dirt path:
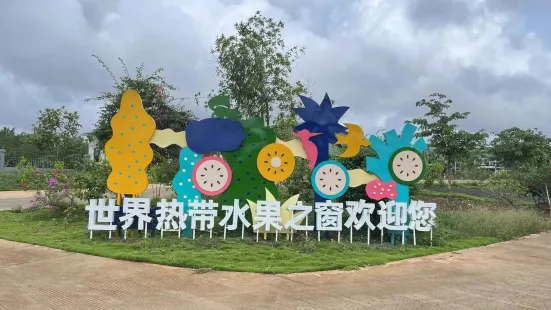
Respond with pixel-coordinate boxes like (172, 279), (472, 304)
(1, 234), (550, 309)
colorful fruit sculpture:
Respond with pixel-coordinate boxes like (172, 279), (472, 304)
(293, 93), (349, 205)
(388, 147), (426, 184)
(99, 88), (432, 243)
(219, 117), (279, 205)
(186, 118), (245, 154)
(365, 180), (398, 200)
(172, 147), (202, 237)
(180, 96), (281, 206)
(311, 160), (350, 199)
(257, 143), (295, 182)
(366, 123), (428, 244)
(192, 155), (232, 196)
(105, 90), (156, 203)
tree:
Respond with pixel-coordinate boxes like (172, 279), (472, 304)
(87, 56), (195, 161)
(0, 128), (42, 167)
(273, 114), (312, 202)
(410, 93), (488, 182)
(0, 127), (18, 152)
(490, 127), (551, 208)
(490, 127), (551, 169)
(203, 11), (307, 126)
(31, 106), (87, 168)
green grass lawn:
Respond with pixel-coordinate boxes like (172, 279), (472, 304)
(1, 203), (550, 273)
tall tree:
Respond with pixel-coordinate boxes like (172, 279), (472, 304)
(490, 127), (551, 169)
(0, 128), (42, 166)
(31, 106), (87, 168)
(204, 11), (307, 125)
(0, 127), (17, 151)
(87, 56), (195, 161)
(490, 128), (551, 209)
(410, 93), (488, 182)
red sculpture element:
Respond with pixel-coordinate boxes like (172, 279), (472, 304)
(365, 180), (398, 200)
(292, 129), (321, 169)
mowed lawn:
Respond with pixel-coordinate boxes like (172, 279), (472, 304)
(1, 198), (550, 273)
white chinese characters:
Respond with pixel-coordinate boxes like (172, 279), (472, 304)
(219, 199), (251, 239)
(156, 199), (186, 238)
(85, 198), (119, 239)
(85, 198), (436, 245)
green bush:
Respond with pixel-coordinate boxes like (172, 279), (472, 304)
(409, 182), (423, 197)
(21, 161), (78, 218)
(72, 160), (111, 201)
(149, 158), (179, 185)
(0, 172), (22, 191)
(483, 171), (524, 206)
(424, 161), (444, 187)
(148, 156), (179, 200)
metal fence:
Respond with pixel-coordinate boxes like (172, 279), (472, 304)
(1, 149), (89, 171)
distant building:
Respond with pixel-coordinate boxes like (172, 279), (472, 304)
(81, 133), (105, 161)
(425, 146), (504, 173)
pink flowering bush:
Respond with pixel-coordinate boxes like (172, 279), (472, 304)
(18, 159), (77, 217)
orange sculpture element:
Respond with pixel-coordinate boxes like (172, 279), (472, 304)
(335, 123), (371, 158)
(257, 143), (295, 182)
(105, 90), (156, 203)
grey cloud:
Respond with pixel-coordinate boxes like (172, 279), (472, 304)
(78, 0), (121, 30)
(0, 1), (111, 95)
(267, 0), (354, 37)
(1, 0), (551, 141)
(456, 67), (545, 100)
(485, 0), (551, 12)
(405, 0), (475, 28)
(0, 0), (218, 132)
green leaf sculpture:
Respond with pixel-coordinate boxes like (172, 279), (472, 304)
(217, 117), (279, 213)
(208, 95), (242, 121)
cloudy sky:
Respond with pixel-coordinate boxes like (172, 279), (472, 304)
(1, 0), (551, 137)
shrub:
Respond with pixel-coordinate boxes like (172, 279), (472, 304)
(424, 161), (444, 187)
(409, 182), (423, 197)
(23, 162), (77, 216)
(296, 237), (317, 253)
(72, 160), (111, 201)
(149, 157), (179, 199)
(0, 172), (22, 191)
(16, 159), (78, 218)
(16, 157), (38, 191)
(483, 171), (524, 206)
(509, 164), (551, 207)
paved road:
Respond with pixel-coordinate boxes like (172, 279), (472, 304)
(0, 185), (175, 211)
(1, 234), (550, 309)
(0, 191), (34, 211)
